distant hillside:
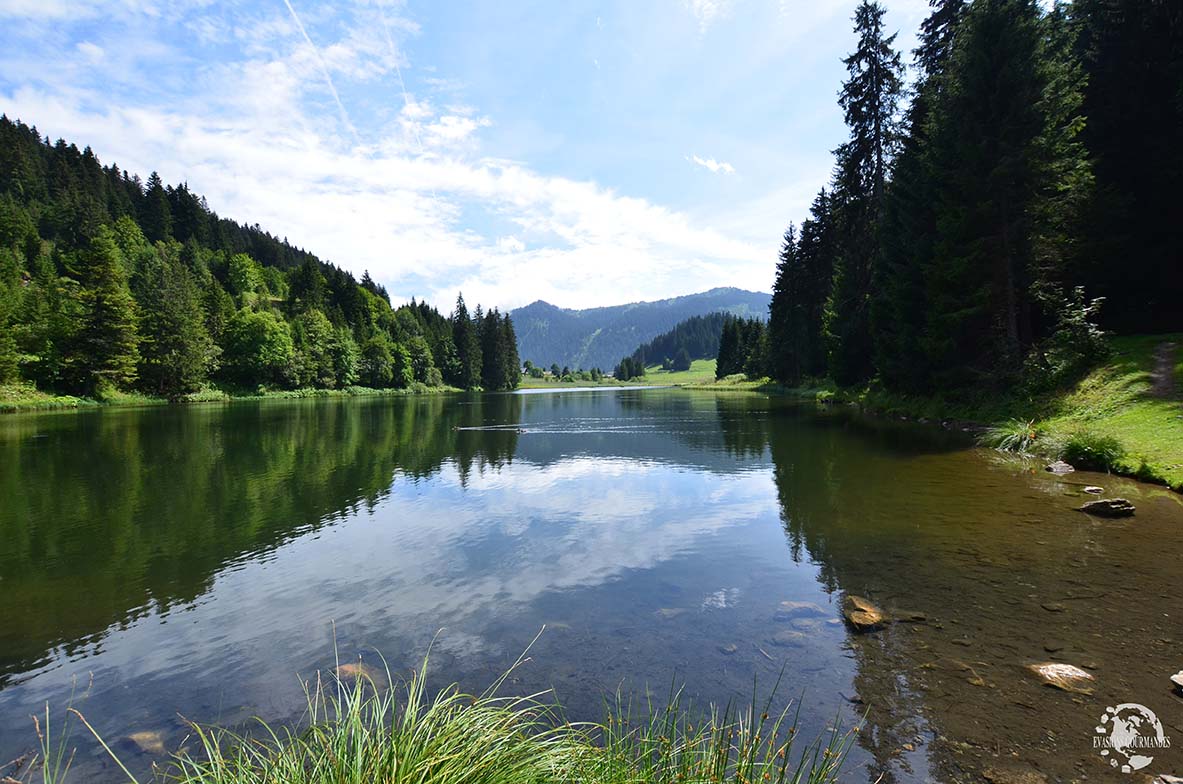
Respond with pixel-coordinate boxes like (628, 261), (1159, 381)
(629, 313), (729, 366)
(511, 287), (769, 370)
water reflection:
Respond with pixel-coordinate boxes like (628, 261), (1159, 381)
(0, 390), (1180, 783)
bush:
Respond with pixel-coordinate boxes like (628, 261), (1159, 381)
(1061, 430), (1125, 472)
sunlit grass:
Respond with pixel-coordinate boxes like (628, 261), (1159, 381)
(13, 644), (855, 784)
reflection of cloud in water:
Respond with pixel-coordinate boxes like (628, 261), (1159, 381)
(8, 456), (778, 703)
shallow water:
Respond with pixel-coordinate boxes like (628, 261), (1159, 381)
(0, 389), (1180, 782)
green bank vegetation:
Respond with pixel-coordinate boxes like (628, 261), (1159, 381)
(13, 651), (854, 784)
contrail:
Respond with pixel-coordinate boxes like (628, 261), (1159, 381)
(377, 6), (426, 157)
(281, 0), (359, 143)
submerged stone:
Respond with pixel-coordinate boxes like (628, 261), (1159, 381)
(843, 595), (886, 632)
(1083, 486), (1104, 494)
(718, 643), (738, 655)
(126, 730), (166, 755)
(1078, 498), (1136, 518)
(774, 600), (827, 620)
(769, 630), (808, 647)
(336, 661), (381, 682)
(1028, 662), (1095, 694)
(1171, 670), (1183, 693)
(1045, 461), (1075, 474)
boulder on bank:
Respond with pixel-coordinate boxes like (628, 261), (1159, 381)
(843, 595), (887, 632)
(1027, 662), (1094, 694)
(1077, 498), (1135, 518)
(1046, 461), (1075, 474)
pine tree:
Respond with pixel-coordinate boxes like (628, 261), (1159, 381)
(824, 0), (904, 385)
(1072, 0), (1183, 333)
(768, 224), (801, 383)
(500, 313), (522, 389)
(142, 171), (172, 243)
(871, 0), (964, 392)
(450, 293), (481, 389)
(134, 250), (215, 398)
(921, 0), (1092, 390)
(69, 227), (140, 394)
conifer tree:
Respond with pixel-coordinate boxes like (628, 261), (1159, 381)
(450, 293), (481, 389)
(824, 0), (904, 385)
(142, 171), (172, 244)
(69, 227), (140, 394)
(134, 250), (215, 398)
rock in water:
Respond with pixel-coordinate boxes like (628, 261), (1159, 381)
(1083, 486), (1103, 494)
(774, 600), (827, 620)
(843, 595), (886, 632)
(1171, 670), (1183, 694)
(1077, 498), (1136, 518)
(336, 661), (382, 682)
(718, 643), (738, 655)
(126, 730), (166, 755)
(769, 630), (808, 647)
(1046, 461), (1075, 474)
(1028, 662), (1095, 694)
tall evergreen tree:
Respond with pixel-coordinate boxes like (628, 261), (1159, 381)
(134, 250), (215, 398)
(1072, 0), (1183, 333)
(142, 171), (172, 244)
(450, 293), (481, 389)
(921, 0), (1093, 390)
(69, 227), (140, 394)
(824, 0), (904, 385)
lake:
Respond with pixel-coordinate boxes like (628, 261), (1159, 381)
(1, 389), (1180, 782)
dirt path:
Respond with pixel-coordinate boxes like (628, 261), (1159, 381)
(1151, 341), (1177, 398)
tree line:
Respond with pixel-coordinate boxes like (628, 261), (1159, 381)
(614, 312), (734, 380)
(0, 116), (521, 398)
(753, 0), (1180, 397)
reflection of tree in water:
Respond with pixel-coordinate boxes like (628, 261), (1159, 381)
(0, 395), (518, 687)
(763, 403), (1183, 784)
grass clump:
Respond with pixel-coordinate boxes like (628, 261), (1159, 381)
(1059, 430), (1125, 472)
(14, 647), (855, 784)
(978, 418), (1041, 453)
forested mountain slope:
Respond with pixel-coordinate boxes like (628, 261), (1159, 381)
(511, 287), (769, 371)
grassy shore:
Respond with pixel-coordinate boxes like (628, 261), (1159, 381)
(14, 651), (854, 784)
(689, 335), (1183, 491)
(0, 382), (460, 414)
(518, 359), (721, 390)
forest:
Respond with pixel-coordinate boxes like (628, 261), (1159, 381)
(0, 117), (521, 400)
(741, 0), (1180, 397)
(614, 312), (733, 381)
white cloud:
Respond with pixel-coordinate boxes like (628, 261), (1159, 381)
(684, 0), (735, 32)
(0, 0), (777, 312)
(688, 154), (735, 175)
(75, 41), (104, 62)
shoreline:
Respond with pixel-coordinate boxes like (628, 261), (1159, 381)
(0, 383), (462, 414)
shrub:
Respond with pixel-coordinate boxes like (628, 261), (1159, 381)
(1061, 430), (1125, 472)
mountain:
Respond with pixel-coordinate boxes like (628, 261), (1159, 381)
(511, 287), (770, 371)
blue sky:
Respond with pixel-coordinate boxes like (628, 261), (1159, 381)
(0, 0), (930, 311)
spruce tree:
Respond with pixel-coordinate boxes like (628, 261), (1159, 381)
(450, 293), (481, 389)
(824, 0), (903, 385)
(134, 250), (215, 398)
(921, 0), (1092, 390)
(142, 171), (172, 243)
(70, 226), (140, 394)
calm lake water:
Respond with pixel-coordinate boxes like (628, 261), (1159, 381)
(1, 389), (1181, 782)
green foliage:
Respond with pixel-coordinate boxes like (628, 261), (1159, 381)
(223, 309), (294, 386)
(227, 253), (263, 302)
(1060, 430), (1124, 472)
(134, 251), (216, 398)
(68, 227), (140, 394)
(978, 419), (1041, 453)
(37, 648), (854, 784)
